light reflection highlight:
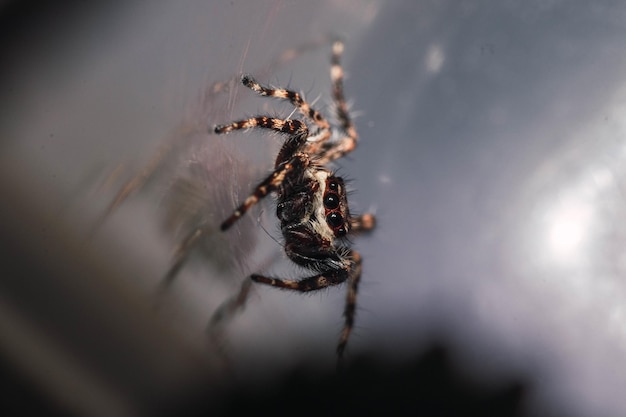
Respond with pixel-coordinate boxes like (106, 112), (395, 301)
(425, 44), (445, 73)
(545, 194), (594, 264)
(536, 164), (618, 268)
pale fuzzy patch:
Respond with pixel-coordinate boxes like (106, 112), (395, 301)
(306, 170), (336, 244)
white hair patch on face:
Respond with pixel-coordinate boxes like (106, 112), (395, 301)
(307, 170), (336, 243)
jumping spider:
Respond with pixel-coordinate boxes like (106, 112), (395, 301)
(213, 40), (376, 360)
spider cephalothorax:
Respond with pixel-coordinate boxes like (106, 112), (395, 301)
(213, 40), (375, 360)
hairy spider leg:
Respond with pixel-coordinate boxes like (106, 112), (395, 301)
(349, 213), (377, 234)
(337, 250), (362, 359)
(251, 249), (362, 360)
(219, 152), (310, 230)
(214, 116), (307, 136)
(317, 40), (359, 164)
(214, 117), (310, 230)
(251, 268), (347, 291)
(241, 75), (332, 143)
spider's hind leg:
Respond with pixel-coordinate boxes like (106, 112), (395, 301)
(336, 250), (362, 361)
(250, 268), (348, 292)
(251, 248), (363, 363)
(319, 40), (360, 164)
(214, 116), (306, 136)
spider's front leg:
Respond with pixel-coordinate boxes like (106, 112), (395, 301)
(214, 116), (306, 136)
(241, 75), (331, 140)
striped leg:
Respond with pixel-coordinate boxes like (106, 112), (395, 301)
(251, 269), (348, 292)
(336, 250), (362, 360)
(214, 116), (307, 136)
(219, 153), (310, 230)
(251, 249), (362, 361)
(241, 75), (331, 142)
(350, 213), (376, 234)
(319, 40), (360, 164)
(214, 116), (310, 230)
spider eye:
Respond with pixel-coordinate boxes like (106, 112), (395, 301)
(328, 180), (339, 191)
(326, 212), (343, 228)
(337, 227), (347, 237)
(324, 193), (340, 209)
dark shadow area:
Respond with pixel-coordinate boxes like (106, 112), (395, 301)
(215, 345), (532, 417)
(0, 343), (537, 417)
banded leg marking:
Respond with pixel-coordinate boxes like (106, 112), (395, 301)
(241, 75), (330, 134)
(220, 154), (309, 230)
(214, 116), (307, 137)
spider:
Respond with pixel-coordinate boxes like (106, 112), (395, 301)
(213, 40), (376, 360)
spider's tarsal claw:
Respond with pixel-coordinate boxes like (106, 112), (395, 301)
(220, 213), (239, 231)
(251, 274), (289, 289)
(241, 74), (254, 86)
(250, 274), (266, 283)
(217, 207), (238, 233)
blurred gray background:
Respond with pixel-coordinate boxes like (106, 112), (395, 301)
(2, 1), (626, 416)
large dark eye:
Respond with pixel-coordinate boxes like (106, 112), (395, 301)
(326, 212), (343, 228)
(324, 193), (340, 209)
(328, 180), (339, 191)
